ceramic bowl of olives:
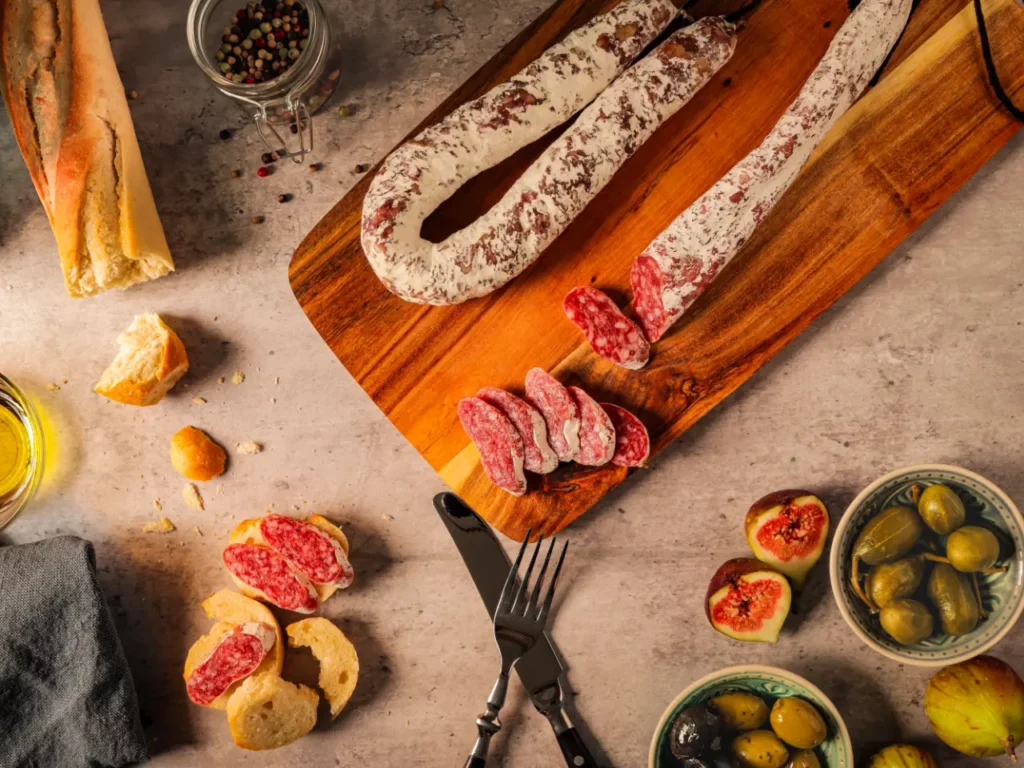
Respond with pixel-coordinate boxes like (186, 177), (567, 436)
(648, 665), (853, 768)
(830, 464), (1024, 666)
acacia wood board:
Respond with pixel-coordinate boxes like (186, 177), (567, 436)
(290, 0), (1024, 540)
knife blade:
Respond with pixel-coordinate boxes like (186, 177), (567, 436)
(434, 492), (598, 768)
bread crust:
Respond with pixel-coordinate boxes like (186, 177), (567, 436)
(0, 0), (173, 296)
(286, 617), (359, 718)
(170, 426), (227, 482)
(94, 314), (189, 406)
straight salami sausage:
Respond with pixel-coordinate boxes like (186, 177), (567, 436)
(631, 0), (914, 342)
(363, 9), (738, 305)
(564, 286), (650, 369)
(477, 387), (559, 474)
(458, 397), (528, 496)
(600, 403), (650, 467)
(259, 514), (355, 589)
(223, 544), (319, 614)
(524, 368), (580, 463)
(186, 622), (276, 706)
(568, 387), (616, 466)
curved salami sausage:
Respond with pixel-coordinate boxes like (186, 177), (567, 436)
(568, 387), (616, 466)
(259, 514), (354, 589)
(524, 368), (580, 463)
(223, 544), (319, 614)
(477, 387), (558, 474)
(458, 397), (528, 496)
(564, 286), (650, 369)
(186, 622), (276, 706)
(600, 403), (650, 467)
(363, 8), (738, 305)
(631, 0), (913, 341)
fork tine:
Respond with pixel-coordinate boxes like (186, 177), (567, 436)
(498, 528), (531, 615)
(511, 534), (543, 615)
(526, 537), (556, 613)
(537, 541), (568, 623)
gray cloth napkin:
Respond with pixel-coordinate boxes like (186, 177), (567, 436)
(0, 536), (148, 768)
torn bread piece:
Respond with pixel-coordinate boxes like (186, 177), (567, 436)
(171, 426), (226, 481)
(286, 617), (359, 718)
(226, 674), (318, 751)
(183, 589), (285, 710)
(94, 314), (188, 406)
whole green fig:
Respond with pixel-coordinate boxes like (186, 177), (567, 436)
(867, 744), (939, 768)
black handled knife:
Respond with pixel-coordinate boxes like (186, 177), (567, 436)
(434, 493), (598, 768)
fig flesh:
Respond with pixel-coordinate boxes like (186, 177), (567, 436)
(925, 655), (1024, 760)
(927, 562), (979, 636)
(879, 599), (934, 645)
(769, 697), (826, 749)
(709, 692), (769, 731)
(732, 730), (789, 768)
(866, 556), (926, 610)
(745, 491), (830, 588)
(915, 483), (966, 535)
(850, 506), (924, 608)
(946, 525), (1002, 573)
(866, 744), (940, 768)
(706, 559), (792, 643)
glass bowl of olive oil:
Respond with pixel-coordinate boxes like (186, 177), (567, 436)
(0, 374), (44, 531)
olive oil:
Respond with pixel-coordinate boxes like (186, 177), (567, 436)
(0, 404), (31, 500)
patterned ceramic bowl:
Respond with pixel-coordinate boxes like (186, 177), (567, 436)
(830, 464), (1024, 666)
(648, 665), (853, 768)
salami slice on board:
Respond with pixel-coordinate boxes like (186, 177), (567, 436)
(222, 544), (319, 613)
(564, 286), (650, 369)
(477, 387), (558, 474)
(186, 622), (276, 706)
(524, 368), (580, 462)
(600, 404), (650, 467)
(260, 514), (354, 588)
(458, 397), (528, 496)
(568, 387), (616, 467)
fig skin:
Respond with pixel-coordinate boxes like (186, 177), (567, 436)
(745, 490), (830, 589)
(705, 559), (793, 643)
(866, 744), (940, 768)
(925, 655), (1024, 760)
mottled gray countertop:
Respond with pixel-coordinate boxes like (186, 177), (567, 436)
(1, 1), (1021, 766)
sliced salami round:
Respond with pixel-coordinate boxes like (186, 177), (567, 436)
(567, 387), (616, 466)
(564, 286), (650, 369)
(457, 397), (527, 496)
(222, 544), (319, 614)
(259, 514), (354, 588)
(524, 368), (580, 462)
(600, 403), (651, 467)
(477, 387), (558, 474)
(186, 622), (276, 706)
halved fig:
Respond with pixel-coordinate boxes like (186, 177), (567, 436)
(706, 558), (792, 643)
(745, 490), (829, 588)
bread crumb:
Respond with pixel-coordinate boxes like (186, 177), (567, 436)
(192, 397), (206, 405)
(62, 379), (68, 385)
(193, 526), (203, 536)
(274, 377), (280, 385)
(217, 484), (224, 494)
(292, 504), (300, 511)
(271, 397), (277, 404)
(143, 517), (176, 533)
(382, 513), (394, 521)
(5, 285), (11, 290)
(183, 483), (204, 510)
(153, 499), (162, 511)
(47, 383), (60, 391)
(213, 315), (219, 321)
(218, 377), (226, 384)
(231, 371), (245, 384)
(237, 441), (262, 455)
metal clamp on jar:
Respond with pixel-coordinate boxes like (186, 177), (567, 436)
(187, 0), (339, 162)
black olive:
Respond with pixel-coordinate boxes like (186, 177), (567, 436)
(669, 706), (723, 760)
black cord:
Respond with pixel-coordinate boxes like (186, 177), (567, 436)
(724, 0), (763, 24)
(974, 0), (1024, 122)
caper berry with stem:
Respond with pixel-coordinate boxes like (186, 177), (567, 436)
(913, 483), (966, 535)
(850, 506), (924, 608)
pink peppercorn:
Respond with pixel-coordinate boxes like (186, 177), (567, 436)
(257, 166), (270, 178)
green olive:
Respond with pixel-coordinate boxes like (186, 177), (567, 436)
(867, 556), (926, 609)
(879, 598), (934, 645)
(917, 484), (966, 535)
(769, 698), (827, 750)
(709, 692), (769, 731)
(946, 526), (1001, 572)
(927, 562), (979, 636)
(789, 750), (823, 768)
(733, 730), (790, 768)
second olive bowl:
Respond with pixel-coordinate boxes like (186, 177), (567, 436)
(830, 464), (1024, 666)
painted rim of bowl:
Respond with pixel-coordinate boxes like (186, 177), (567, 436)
(829, 463), (1024, 667)
(647, 664), (853, 768)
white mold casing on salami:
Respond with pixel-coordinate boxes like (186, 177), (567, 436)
(477, 387), (559, 474)
(631, 0), (914, 342)
(524, 368), (581, 463)
(362, 4), (740, 306)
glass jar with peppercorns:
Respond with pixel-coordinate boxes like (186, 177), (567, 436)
(187, 0), (340, 161)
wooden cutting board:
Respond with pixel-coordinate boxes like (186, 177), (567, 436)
(290, 0), (1024, 540)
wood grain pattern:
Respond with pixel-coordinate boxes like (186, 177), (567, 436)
(290, 0), (1024, 540)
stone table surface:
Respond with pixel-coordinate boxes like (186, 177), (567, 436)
(1, 1), (1022, 766)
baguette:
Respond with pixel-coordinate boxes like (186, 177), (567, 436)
(0, 0), (174, 297)
(94, 313), (188, 406)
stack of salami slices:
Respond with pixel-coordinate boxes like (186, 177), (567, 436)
(459, 368), (650, 496)
(182, 514), (361, 751)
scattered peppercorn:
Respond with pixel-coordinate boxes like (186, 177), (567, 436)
(127, 89), (139, 100)
(289, 123), (299, 134)
(261, 151), (277, 164)
(432, 0), (443, 8)
(308, 162), (322, 173)
(231, 169), (242, 178)
(219, 128), (233, 140)
(252, 215), (265, 224)
(257, 166), (270, 178)
(355, 163), (370, 174)
(216, 0), (311, 85)
(277, 193), (292, 203)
